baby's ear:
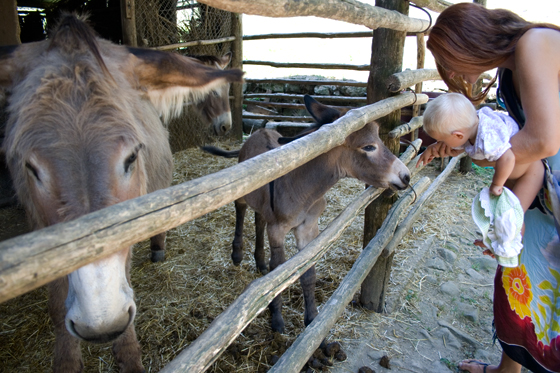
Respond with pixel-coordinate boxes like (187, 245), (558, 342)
(451, 130), (465, 140)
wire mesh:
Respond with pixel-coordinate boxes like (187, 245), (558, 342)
(136, 0), (235, 152)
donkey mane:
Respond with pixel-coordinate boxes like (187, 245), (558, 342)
(49, 13), (113, 81)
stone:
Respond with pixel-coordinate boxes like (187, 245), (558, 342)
(438, 247), (457, 263)
(426, 257), (448, 271)
(440, 282), (460, 297)
(469, 256), (498, 273)
(434, 327), (461, 349)
(466, 268), (485, 282)
(463, 307), (479, 323)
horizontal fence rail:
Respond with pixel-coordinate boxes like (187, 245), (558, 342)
(196, 0), (431, 32)
(243, 78), (368, 87)
(0, 92), (428, 305)
(243, 60), (370, 71)
(243, 31), (373, 40)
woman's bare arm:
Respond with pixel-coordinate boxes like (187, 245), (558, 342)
(509, 29), (560, 163)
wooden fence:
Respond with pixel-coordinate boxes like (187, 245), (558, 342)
(0, 0), (479, 372)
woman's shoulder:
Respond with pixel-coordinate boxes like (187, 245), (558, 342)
(517, 28), (560, 54)
(515, 28), (560, 82)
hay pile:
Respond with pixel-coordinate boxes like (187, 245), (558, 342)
(0, 138), (482, 372)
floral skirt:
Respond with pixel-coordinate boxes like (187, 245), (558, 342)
(494, 152), (560, 372)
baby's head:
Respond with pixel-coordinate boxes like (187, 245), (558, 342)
(423, 93), (478, 143)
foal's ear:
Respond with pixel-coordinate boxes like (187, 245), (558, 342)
(127, 47), (243, 91)
(304, 95), (343, 125)
(277, 95), (345, 145)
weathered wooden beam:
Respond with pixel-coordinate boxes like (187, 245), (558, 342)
(269, 177), (431, 373)
(410, 0), (452, 13)
(387, 68), (441, 92)
(244, 78), (367, 87)
(361, 0), (407, 313)
(243, 60), (370, 71)
(0, 92), (428, 304)
(242, 113), (313, 122)
(231, 12), (243, 140)
(153, 36), (236, 51)
(387, 69), (495, 92)
(244, 93), (368, 103)
(243, 31), (373, 40)
(196, 0), (430, 32)
(120, 0), (137, 46)
(389, 116), (423, 138)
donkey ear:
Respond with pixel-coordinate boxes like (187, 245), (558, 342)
(303, 95), (343, 125)
(126, 47), (243, 122)
(217, 52), (233, 69)
(127, 47), (243, 91)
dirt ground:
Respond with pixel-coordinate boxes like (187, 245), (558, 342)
(0, 139), (529, 373)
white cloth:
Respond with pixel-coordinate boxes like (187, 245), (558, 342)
(462, 107), (519, 162)
(472, 187), (524, 267)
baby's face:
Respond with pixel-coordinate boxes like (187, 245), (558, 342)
(429, 131), (468, 149)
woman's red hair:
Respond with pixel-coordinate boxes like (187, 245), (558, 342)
(427, 3), (560, 103)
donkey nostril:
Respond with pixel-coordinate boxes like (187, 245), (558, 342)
(402, 173), (411, 186)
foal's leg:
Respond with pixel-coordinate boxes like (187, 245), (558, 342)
(267, 223), (289, 333)
(150, 232), (166, 262)
(232, 198), (247, 266)
(112, 324), (145, 373)
(254, 211), (268, 274)
(48, 278), (83, 373)
(294, 220), (320, 327)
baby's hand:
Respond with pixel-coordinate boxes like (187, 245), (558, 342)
(490, 183), (503, 196)
(416, 149), (435, 167)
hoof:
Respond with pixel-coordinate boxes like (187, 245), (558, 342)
(231, 253), (243, 266)
(258, 266), (269, 275)
(151, 250), (165, 262)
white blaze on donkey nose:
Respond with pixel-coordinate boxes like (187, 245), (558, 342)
(65, 250), (135, 342)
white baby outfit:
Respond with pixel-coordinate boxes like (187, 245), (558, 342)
(462, 106), (519, 162)
(467, 107), (524, 267)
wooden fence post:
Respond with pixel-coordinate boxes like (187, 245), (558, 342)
(120, 0), (137, 46)
(0, 0), (20, 45)
(411, 32), (425, 141)
(231, 12), (244, 140)
(360, 0), (408, 312)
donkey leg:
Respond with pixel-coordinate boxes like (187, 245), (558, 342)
(267, 224), (288, 333)
(150, 232), (166, 262)
(295, 219), (321, 327)
(232, 198), (247, 266)
(48, 278), (83, 373)
(254, 211), (268, 274)
(112, 324), (145, 373)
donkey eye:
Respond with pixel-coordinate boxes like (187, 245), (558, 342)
(124, 144), (143, 173)
(26, 162), (40, 181)
(362, 145), (377, 152)
(212, 91), (220, 97)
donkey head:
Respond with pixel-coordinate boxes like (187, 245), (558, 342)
(191, 52), (235, 136)
(0, 14), (243, 345)
(303, 95), (410, 191)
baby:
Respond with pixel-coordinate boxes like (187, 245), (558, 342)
(416, 93), (544, 266)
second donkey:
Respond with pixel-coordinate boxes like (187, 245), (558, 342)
(202, 95), (410, 332)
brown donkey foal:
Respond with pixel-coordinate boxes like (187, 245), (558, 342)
(0, 14), (243, 372)
(202, 95), (410, 333)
